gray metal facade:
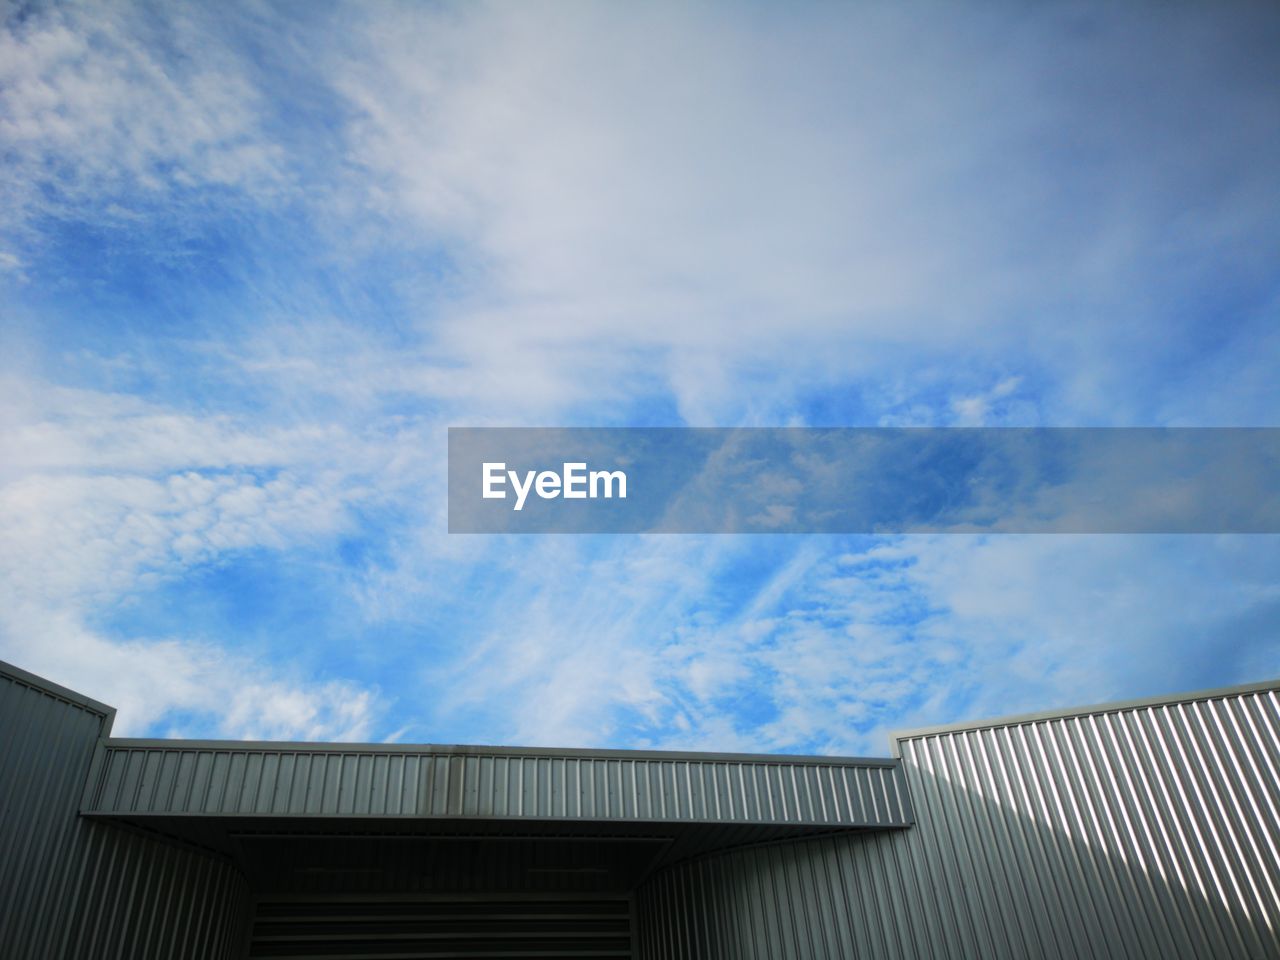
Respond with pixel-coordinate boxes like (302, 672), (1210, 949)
(0, 663), (250, 960)
(83, 740), (910, 827)
(635, 682), (1280, 959)
(3, 656), (1278, 959)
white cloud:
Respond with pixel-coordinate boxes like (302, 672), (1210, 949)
(873, 535), (1280, 717)
(0, 373), (396, 738)
(0, 3), (289, 238)
(333, 3), (1280, 423)
(408, 530), (1279, 757)
(2, 604), (378, 740)
(1, 2), (1276, 755)
(950, 377), (1025, 426)
(0, 376), (386, 601)
(6, 3), (1276, 424)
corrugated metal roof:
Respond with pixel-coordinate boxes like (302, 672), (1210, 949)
(83, 740), (912, 828)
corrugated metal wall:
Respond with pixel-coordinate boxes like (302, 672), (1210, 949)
(9, 655), (1280, 960)
(635, 684), (1280, 959)
(0, 664), (252, 960)
(86, 741), (911, 828)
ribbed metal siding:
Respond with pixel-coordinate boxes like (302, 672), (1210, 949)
(0, 666), (251, 960)
(635, 685), (1280, 959)
(652, 829), (959, 960)
(85, 743), (911, 827)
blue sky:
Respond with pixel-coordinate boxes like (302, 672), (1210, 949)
(1, 1), (1278, 754)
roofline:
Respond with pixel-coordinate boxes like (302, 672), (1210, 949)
(14, 654), (1271, 770)
(2, 656), (894, 766)
(101, 736), (899, 767)
(81, 810), (905, 829)
(0, 658), (117, 727)
(889, 676), (1280, 753)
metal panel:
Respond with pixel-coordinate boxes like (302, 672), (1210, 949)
(0, 662), (251, 960)
(635, 681), (1280, 959)
(84, 740), (912, 828)
(13, 654), (1279, 959)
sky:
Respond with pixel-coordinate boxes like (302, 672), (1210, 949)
(1, 1), (1278, 756)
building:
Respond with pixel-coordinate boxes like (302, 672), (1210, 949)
(1, 657), (1277, 959)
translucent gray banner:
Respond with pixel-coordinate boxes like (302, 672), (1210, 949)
(448, 428), (1280, 534)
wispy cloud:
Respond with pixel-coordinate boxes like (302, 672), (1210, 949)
(3, 603), (380, 740)
(335, 2), (1280, 423)
(0, 3), (289, 232)
(413, 533), (1279, 756)
(1, 1), (1277, 751)
(0, 373), (393, 740)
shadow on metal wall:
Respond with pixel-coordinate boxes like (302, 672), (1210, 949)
(636, 758), (1280, 959)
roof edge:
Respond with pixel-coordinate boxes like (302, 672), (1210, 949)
(0, 658), (117, 725)
(100, 736), (899, 767)
(889, 676), (1280, 754)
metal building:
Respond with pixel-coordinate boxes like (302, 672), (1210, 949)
(2, 657), (1277, 958)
